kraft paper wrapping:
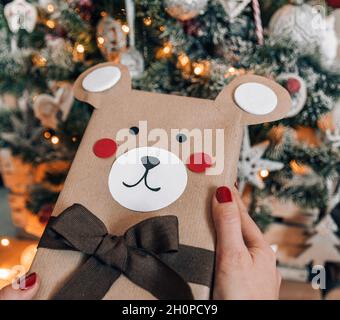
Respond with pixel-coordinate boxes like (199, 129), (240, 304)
(30, 63), (291, 300)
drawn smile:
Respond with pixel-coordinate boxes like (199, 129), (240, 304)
(122, 156), (161, 192)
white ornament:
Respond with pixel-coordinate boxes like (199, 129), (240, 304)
(33, 84), (74, 129)
(326, 100), (340, 149)
(165, 0), (208, 21)
(277, 73), (307, 118)
(238, 127), (284, 192)
(97, 16), (127, 61)
(108, 147), (188, 212)
(120, 0), (144, 79)
(4, 0), (37, 33)
(234, 82), (278, 115)
(120, 48), (144, 79)
(218, 0), (252, 19)
(82, 66), (121, 93)
(319, 14), (338, 68)
(296, 215), (340, 267)
(269, 3), (322, 53)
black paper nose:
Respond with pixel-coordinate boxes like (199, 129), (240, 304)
(141, 156), (160, 170)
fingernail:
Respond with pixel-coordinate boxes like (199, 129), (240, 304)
(18, 272), (37, 290)
(216, 186), (232, 203)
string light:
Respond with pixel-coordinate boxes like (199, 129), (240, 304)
(47, 3), (55, 13)
(32, 54), (47, 67)
(156, 42), (173, 59)
(46, 19), (56, 29)
(159, 25), (165, 32)
(51, 136), (60, 145)
(224, 66), (246, 78)
(143, 17), (152, 26)
(192, 61), (210, 77)
(97, 36), (105, 45)
(259, 169), (269, 178)
(178, 53), (190, 67)
(76, 44), (85, 53)
(1, 238), (10, 247)
(43, 130), (52, 139)
(121, 24), (130, 33)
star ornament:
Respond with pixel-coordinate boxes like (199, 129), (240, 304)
(238, 127), (284, 192)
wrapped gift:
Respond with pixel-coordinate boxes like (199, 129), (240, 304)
(30, 62), (291, 300)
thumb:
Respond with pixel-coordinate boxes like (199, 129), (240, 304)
(0, 273), (39, 300)
(212, 186), (246, 254)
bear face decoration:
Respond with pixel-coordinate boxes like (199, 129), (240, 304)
(31, 63), (291, 300)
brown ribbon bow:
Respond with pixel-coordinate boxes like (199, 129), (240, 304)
(39, 204), (207, 300)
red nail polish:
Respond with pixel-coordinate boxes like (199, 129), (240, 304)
(18, 272), (37, 290)
(216, 186), (232, 203)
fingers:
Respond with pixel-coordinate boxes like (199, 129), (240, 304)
(233, 191), (268, 250)
(212, 186), (247, 254)
(0, 273), (39, 300)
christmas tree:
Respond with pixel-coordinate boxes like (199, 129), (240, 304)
(0, 0), (339, 234)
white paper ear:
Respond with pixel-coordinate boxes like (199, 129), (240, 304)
(234, 82), (278, 115)
(82, 66), (121, 93)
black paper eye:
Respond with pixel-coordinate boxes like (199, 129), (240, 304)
(176, 133), (187, 143)
(129, 126), (139, 135)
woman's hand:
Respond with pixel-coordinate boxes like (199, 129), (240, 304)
(0, 273), (39, 300)
(212, 186), (281, 300)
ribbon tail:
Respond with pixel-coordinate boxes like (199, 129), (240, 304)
(52, 257), (121, 300)
(126, 249), (194, 300)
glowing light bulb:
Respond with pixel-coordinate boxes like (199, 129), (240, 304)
(46, 19), (55, 29)
(193, 64), (204, 75)
(1, 238), (10, 246)
(259, 169), (269, 178)
(97, 36), (105, 45)
(76, 44), (85, 53)
(43, 131), (52, 139)
(143, 17), (152, 26)
(121, 25), (130, 33)
(178, 54), (189, 67)
(51, 136), (60, 145)
(47, 4), (55, 13)
(163, 45), (171, 54)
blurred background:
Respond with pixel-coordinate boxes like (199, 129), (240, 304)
(0, 0), (339, 299)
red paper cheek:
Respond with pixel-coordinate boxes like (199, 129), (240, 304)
(187, 152), (212, 173)
(93, 138), (117, 158)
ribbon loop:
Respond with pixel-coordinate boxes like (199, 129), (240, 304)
(38, 204), (195, 300)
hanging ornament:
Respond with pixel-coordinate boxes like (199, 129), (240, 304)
(326, 0), (340, 8)
(43, 36), (73, 69)
(4, 0), (37, 33)
(296, 215), (340, 267)
(268, 2), (323, 54)
(96, 15), (127, 62)
(218, 0), (252, 19)
(120, 0), (144, 79)
(277, 73), (307, 118)
(165, 0), (208, 21)
(4, 0), (37, 52)
(319, 14), (338, 68)
(33, 83), (74, 129)
(238, 127), (284, 193)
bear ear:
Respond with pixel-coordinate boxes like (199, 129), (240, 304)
(73, 62), (131, 109)
(214, 74), (291, 125)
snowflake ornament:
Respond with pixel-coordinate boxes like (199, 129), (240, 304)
(238, 127), (284, 192)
